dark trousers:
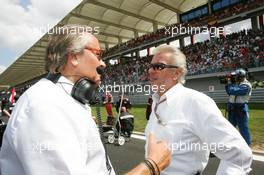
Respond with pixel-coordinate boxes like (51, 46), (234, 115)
(228, 103), (251, 145)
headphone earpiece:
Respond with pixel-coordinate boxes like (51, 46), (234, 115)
(46, 73), (97, 104)
(71, 78), (97, 104)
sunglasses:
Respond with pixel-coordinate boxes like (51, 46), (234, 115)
(149, 63), (179, 71)
(84, 47), (104, 60)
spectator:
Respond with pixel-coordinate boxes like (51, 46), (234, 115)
(103, 92), (115, 125)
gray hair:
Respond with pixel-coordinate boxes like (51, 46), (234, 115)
(45, 24), (92, 73)
(153, 44), (188, 84)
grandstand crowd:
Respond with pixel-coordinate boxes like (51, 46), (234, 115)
(100, 0), (264, 85)
(102, 0), (262, 57)
(1, 0), (263, 91)
(102, 28), (264, 85)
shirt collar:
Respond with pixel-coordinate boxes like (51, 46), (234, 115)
(152, 83), (184, 106)
(56, 76), (74, 95)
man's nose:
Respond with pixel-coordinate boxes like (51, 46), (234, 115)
(100, 60), (106, 68)
(148, 67), (154, 74)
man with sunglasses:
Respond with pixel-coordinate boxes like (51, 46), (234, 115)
(145, 44), (252, 175)
(0, 25), (171, 175)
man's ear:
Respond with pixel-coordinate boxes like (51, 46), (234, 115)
(68, 53), (79, 67)
(172, 75), (178, 81)
(173, 68), (182, 81)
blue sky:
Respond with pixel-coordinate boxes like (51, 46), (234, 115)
(0, 48), (17, 68)
(0, 0), (31, 70)
(0, 0), (31, 72)
(20, 0), (31, 10)
(0, 0), (82, 73)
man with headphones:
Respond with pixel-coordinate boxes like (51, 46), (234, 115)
(225, 68), (252, 145)
(0, 25), (171, 175)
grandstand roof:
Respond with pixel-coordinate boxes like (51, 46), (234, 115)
(0, 0), (209, 89)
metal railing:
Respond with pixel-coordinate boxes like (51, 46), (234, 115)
(112, 88), (264, 105)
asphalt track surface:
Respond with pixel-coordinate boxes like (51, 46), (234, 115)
(106, 136), (264, 175)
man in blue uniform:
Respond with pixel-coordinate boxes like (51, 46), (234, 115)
(225, 68), (252, 145)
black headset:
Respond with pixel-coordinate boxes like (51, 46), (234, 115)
(46, 67), (104, 105)
(46, 73), (97, 104)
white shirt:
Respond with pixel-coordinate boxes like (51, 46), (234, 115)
(145, 83), (252, 175)
(0, 77), (115, 175)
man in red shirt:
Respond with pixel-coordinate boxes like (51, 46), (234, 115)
(103, 92), (114, 125)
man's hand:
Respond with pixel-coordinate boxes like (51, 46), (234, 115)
(147, 132), (171, 171)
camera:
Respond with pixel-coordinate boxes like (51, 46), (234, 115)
(218, 73), (236, 84)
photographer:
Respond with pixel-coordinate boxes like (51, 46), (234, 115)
(225, 68), (252, 145)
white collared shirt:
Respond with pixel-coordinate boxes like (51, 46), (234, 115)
(0, 77), (115, 175)
(145, 83), (252, 175)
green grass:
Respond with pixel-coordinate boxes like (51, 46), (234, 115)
(218, 108), (264, 150)
(91, 106), (148, 132)
(91, 105), (264, 150)
(240, 110), (264, 150)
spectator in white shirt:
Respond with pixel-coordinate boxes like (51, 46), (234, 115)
(146, 44), (252, 175)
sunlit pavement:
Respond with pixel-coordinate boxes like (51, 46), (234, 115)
(106, 134), (264, 175)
